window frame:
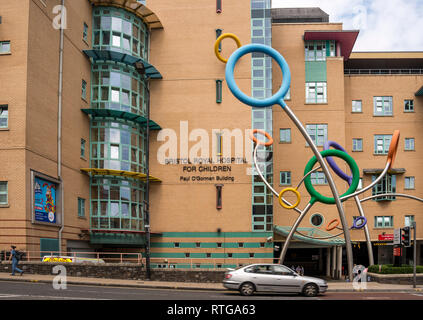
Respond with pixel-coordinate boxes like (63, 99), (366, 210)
(374, 134), (392, 155)
(374, 216), (394, 229)
(0, 105), (8, 129)
(404, 99), (414, 112)
(404, 176), (415, 190)
(404, 138), (415, 151)
(306, 82), (327, 104)
(0, 181), (8, 206)
(78, 197), (86, 218)
(372, 174), (396, 201)
(352, 138), (363, 152)
(0, 41), (11, 54)
(352, 100), (362, 113)
(306, 124), (328, 147)
(279, 171), (291, 186)
(373, 96), (393, 116)
(279, 128), (291, 143)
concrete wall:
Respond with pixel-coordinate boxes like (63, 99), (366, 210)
(1, 261), (226, 283)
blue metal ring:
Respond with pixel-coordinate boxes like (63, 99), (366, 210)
(225, 44), (291, 108)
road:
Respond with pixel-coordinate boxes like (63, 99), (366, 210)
(0, 280), (423, 300)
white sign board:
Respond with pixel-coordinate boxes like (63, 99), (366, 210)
(393, 228), (402, 245)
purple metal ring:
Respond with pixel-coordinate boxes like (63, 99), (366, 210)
(351, 216), (367, 230)
(323, 141), (353, 185)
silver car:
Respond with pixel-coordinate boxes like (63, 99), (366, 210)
(223, 264), (328, 297)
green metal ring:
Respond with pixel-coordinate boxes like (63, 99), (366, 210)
(304, 149), (359, 205)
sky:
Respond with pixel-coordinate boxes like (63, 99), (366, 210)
(271, 0), (423, 52)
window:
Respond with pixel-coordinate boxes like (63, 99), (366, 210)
(305, 40), (334, 61)
(78, 198), (85, 217)
(216, 184), (223, 209)
(405, 177), (415, 190)
(405, 138), (415, 151)
(0, 182), (8, 205)
(216, 79), (223, 103)
(80, 138), (86, 158)
(374, 216), (393, 228)
(174, 242), (180, 248)
(82, 80), (87, 100)
(0, 41), (11, 54)
(373, 96), (393, 116)
(352, 100), (362, 113)
(83, 23), (89, 42)
(306, 124), (327, 146)
(216, 132), (223, 156)
(310, 213), (324, 227)
(216, 29), (223, 52)
(311, 172), (327, 185)
(404, 99), (414, 112)
(0, 105), (8, 128)
(279, 128), (291, 143)
(280, 171), (291, 185)
(216, 0), (222, 13)
(372, 174), (396, 201)
(357, 178), (363, 190)
(374, 135), (392, 154)
(352, 138), (363, 152)
(284, 88), (291, 100)
(238, 242), (244, 248)
(92, 7), (149, 59)
(405, 215), (415, 227)
(306, 82), (327, 103)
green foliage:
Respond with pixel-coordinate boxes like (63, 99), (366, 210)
(368, 264), (423, 274)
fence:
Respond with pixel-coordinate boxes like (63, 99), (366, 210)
(344, 69), (423, 75)
(1, 250), (272, 269)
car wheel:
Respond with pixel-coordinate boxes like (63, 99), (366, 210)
(239, 282), (255, 296)
(302, 283), (318, 297)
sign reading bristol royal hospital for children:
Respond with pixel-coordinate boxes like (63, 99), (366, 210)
(33, 176), (58, 224)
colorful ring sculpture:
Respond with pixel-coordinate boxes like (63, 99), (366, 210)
(214, 33), (242, 63)
(278, 188), (301, 210)
(250, 129), (274, 146)
(217, 35), (423, 281)
(303, 149), (360, 205)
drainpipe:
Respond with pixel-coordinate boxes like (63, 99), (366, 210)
(57, 0), (65, 255)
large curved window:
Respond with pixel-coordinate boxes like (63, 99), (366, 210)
(93, 7), (149, 59)
(91, 63), (148, 117)
(90, 177), (145, 231)
(90, 120), (146, 173)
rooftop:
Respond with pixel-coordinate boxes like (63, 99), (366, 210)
(271, 7), (329, 24)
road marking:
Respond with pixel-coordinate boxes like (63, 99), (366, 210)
(0, 294), (22, 298)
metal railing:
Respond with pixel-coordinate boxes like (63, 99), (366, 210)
(1, 251), (143, 264)
(1, 250), (272, 269)
(345, 69), (423, 75)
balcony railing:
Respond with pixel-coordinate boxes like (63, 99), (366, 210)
(345, 69), (423, 75)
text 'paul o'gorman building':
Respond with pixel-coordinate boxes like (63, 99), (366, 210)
(0, 0), (422, 277)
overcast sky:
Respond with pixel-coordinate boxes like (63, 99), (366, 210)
(271, 0), (423, 52)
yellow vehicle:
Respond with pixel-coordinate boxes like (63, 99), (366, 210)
(42, 256), (105, 264)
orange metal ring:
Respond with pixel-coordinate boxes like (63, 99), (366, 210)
(326, 219), (340, 231)
(387, 130), (400, 169)
(250, 129), (273, 146)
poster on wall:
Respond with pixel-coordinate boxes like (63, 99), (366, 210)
(31, 171), (61, 226)
(34, 177), (57, 224)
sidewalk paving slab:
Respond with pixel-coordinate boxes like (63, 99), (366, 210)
(0, 273), (422, 293)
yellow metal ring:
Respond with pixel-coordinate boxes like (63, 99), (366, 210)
(214, 33), (242, 63)
(278, 188), (301, 210)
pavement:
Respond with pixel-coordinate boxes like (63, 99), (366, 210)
(0, 272), (422, 293)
